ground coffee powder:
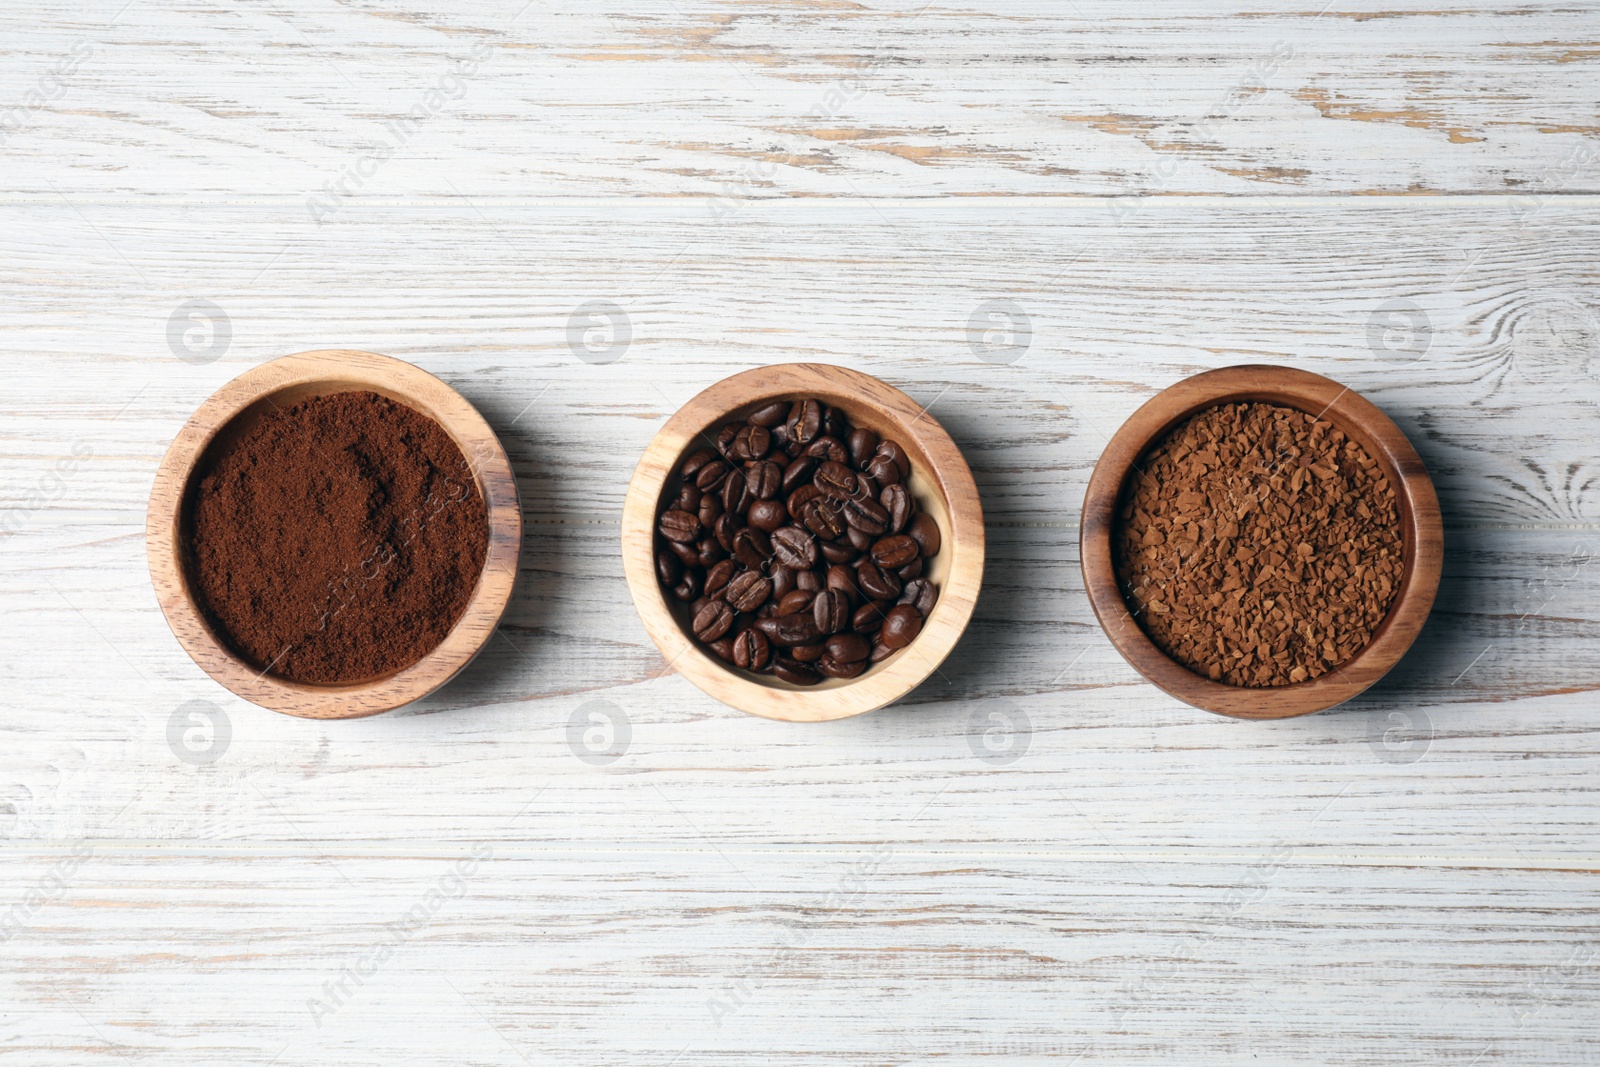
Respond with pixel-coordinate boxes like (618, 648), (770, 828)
(188, 391), (488, 684)
(1115, 401), (1403, 687)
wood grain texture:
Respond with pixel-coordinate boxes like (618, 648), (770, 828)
(621, 362), (984, 720)
(144, 349), (523, 719)
(5, 1), (1600, 200)
(1080, 364), (1444, 719)
(4, 2), (1600, 1063)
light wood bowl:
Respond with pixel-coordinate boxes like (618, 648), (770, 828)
(622, 364), (985, 722)
(146, 349), (522, 719)
(1080, 365), (1442, 720)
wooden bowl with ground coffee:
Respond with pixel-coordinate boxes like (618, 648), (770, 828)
(1080, 365), (1442, 719)
(147, 349), (521, 719)
(622, 363), (985, 722)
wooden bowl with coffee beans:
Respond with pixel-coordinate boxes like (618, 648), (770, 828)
(622, 363), (985, 722)
(1080, 365), (1442, 719)
(147, 349), (522, 719)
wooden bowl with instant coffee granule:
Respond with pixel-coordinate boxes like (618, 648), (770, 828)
(622, 364), (984, 722)
(1081, 365), (1442, 719)
(147, 350), (521, 719)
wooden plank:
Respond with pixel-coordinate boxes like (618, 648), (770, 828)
(0, 198), (1595, 526)
(4, 2), (1600, 200)
(2, 850), (1596, 1064)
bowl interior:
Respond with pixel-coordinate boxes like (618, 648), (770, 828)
(654, 392), (955, 693)
(178, 378), (497, 690)
(1113, 385), (1422, 691)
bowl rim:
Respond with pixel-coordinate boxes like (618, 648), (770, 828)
(621, 363), (985, 722)
(1079, 364), (1443, 719)
(145, 348), (522, 719)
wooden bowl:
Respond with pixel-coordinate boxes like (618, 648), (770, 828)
(622, 364), (985, 722)
(146, 349), (522, 719)
(1080, 365), (1442, 719)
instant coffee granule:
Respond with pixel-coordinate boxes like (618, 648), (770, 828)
(188, 391), (488, 685)
(1115, 401), (1403, 687)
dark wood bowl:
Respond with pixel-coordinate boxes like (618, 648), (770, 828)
(1080, 365), (1442, 719)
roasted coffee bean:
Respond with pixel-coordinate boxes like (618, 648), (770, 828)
(787, 483), (822, 516)
(756, 613), (822, 647)
(880, 604), (923, 649)
(852, 471), (878, 501)
(721, 469), (751, 515)
(661, 403), (942, 679)
(825, 564), (859, 604)
(673, 568), (701, 602)
(870, 638), (895, 663)
(815, 461), (857, 499)
(771, 526), (818, 569)
(747, 498), (787, 532)
(656, 550), (683, 587)
(907, 512), (941, 559)
(781, 456), (818, 495)
(865, 452), (900, 487)
(698, 492), (723, 529)
(777, 589), (814, 617)
(770, 564), (797, 600)
(877, 440), (911, 480)
(713, 513), (739, 552)
(695, 458), (731, 491)
(725, 570), (771, 613)
(818, 540), (856, 565)
(786, 399), (822, 446)
(732, 629), (771, 671)
(813, 589), (851, 634)
(681, 449), (717, 480)
(746, 461), (783, 500)
(871, 534), (919, 570)
(748, 400), (790, 428)
(817, 656), (867, 679)
(790, 642), (826, 663)
(857, 561), (901, 601)
(825, 632), (870, 664)
(732, 527), (772, 570)
(659, 509), (700, 543)
(772, 656), (822, 686)
(899, 578), (939, 617)
(880, 484), (913, 533)
(852, 599), (889, 635)
(705, 559), (738, 599)
(847, 427), (879, 469)
(731, 424), (770, 461)
(804, 436), (849, 466)
(693, 599), (735, 642)
(843, 497), (889, 536)
(696, 537), (725, 568)
(800, 498), (846, 540)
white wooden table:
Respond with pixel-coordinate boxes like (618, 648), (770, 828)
(4, 2), (1598, 1063)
